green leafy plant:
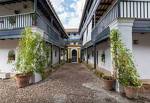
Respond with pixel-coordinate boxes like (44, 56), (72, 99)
(94, 70), (104, 78)
(110, 29), (142, 87)
(7, 50), (15, 63)
(16, 27), (50, 78)
(8, 16), (16, 25)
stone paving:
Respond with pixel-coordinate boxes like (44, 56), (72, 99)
(0, 63), (150, 103)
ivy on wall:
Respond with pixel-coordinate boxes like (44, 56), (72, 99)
(110, 29), (141, 87)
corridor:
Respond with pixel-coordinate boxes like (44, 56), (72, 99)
(0, 64), (145, 103)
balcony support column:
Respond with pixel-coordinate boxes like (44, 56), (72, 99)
(51, 44), (53, 67)
(59, 48), (61, 64)
(93, 44), (96, 69)
(86, 48), (88, 64)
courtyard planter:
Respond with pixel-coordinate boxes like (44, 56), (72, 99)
(15, 73), (32, 88)
(102, 76), (115, 90)
(124, 86), (139, 99)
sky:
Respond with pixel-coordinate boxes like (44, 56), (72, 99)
(50, 0), (86, 29)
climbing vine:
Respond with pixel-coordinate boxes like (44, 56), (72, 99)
(110, 29), (142, 87)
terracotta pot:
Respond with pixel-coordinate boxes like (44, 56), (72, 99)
(103, 79), (114, 90)
(15, 73), (31, 88)
(124, 86), (139, 98)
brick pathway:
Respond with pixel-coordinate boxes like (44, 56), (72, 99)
(0, 63), (149, 103)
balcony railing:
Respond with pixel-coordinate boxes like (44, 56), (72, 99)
(92, 3), (118, 41)
(0, 12), (34, 30)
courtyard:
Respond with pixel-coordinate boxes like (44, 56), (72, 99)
(0, 63), (149, 103)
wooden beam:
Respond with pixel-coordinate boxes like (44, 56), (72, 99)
(100, 2), (111, 5)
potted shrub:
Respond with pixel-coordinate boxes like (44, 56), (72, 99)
(102, 75), (115, 90)
(15, 27), (36, 88)
(16, 27), (50, 87)
(110, 29), (142, 98)
(8, 50), (15, 63)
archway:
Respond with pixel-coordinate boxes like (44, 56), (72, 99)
(72, 49), (77, 63)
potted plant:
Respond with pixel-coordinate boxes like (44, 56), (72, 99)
(16, 27), (51, 87)
(102, 75), (115, 90)
(15, 27), (36, 88)
(8, 50), (15, 63)
(110, 29), (142, 98)
(8, 16), (16, 25)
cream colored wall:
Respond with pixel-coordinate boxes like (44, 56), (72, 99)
(0, 1), (33, 16)
(67, 47), (81, 63)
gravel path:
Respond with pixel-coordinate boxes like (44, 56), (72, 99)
(0, 63), (149, 103)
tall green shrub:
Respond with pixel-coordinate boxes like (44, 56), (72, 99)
(16, 27), (50, 78)
(110, 29), (141, 87)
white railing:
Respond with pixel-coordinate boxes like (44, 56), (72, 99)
(0, 12), (34, 30)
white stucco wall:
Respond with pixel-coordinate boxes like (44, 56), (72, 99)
(109, 19), (134, 51)
(52, 46), (59, 65)
(0, 40), (18, 73)
(109, 18), (150, 79)
(96, 42), (112, 73)
(0, 1), (33, 16)
(87, 47), (94, 65)
(133, 33), (150, 79)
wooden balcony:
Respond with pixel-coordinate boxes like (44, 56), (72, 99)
(92, 3), (118, 42)
(0, 12), (34, 30)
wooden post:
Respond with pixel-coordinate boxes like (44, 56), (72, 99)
(94, 44), (96, 69)
(51, 44), (53, 67)
(86, 48), (88, 64)
(59, 48), (61, 64)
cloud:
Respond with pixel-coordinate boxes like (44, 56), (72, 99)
(50, 0), (85, 29)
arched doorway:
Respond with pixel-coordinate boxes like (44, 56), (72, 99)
(72, 49), (77, 63)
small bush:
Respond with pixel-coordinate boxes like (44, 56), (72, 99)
(94, 70), (104, 78)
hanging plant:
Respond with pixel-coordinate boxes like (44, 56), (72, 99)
(7, 50), (15, 63)
(8, 16), (16, 25)
(110, 29), (142, 87)
(32, 13), (37, 26)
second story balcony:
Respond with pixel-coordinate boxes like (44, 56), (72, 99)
(91, 0), (150, 42)
(0, 12), (34, 30)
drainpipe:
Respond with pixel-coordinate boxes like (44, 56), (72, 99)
(34, 0), (37, 13)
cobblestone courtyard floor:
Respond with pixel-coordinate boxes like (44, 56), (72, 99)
(0, 63), (150, 103)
